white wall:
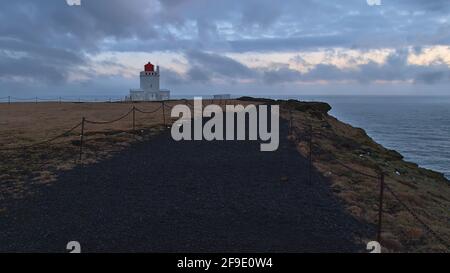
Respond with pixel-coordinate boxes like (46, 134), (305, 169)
(140, 71), (160, 92)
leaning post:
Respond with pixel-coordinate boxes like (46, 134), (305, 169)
(289, 109), (293, 135)
(79, 117), (85, 162)
(132, 106), (136, 131)
(309, 124), (313, 185)
(377, 173), (385, 243)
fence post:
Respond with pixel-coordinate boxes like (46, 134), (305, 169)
(162, 101), (166, 126)
(59, 97), (62, 104)
(309, 124), (313, 185)
(132, 106), (136, 131)
(8, 96), (10, 105)
(289, 109), (293, 135)
(377, 173), (385, 243)
(79, 117), (85, 162)
(35, 97), (38, 104)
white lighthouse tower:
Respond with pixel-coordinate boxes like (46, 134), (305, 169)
(128, 62), (170, 101)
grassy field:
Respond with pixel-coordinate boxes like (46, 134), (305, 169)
(0, 101), (184, 211)
(0, 100), (249, 211)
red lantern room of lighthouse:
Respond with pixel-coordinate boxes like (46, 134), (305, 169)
(144, 62), (154, 72)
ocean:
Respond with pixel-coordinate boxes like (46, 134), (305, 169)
(174, 94), (450, 179)
(274, 95), (450, 180)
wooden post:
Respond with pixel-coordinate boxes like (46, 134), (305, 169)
(79, 117), (85, 162)
(289, 109), (293, 135)
(132, 106), (136, 131)
(309, 124), (313, 185)
(377, 173), (385, 243)
(35, 97), (38, 104)
(162, 101), (166, 126)
(8, 96), (10, 105)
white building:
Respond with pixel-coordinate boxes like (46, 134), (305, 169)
(127, 62), (170, 101)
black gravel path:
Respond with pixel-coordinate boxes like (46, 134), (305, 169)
(0, 116), (373, 253)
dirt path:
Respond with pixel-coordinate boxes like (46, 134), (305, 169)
(0, 118), (373, 252)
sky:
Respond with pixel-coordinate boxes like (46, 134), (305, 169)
(0, 0), (449, 98)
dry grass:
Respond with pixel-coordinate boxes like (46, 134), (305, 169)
(283, 106), (450, 253)
(0, 101), (183, 210)
(0, 99), (249, 212)
(0, 101), (165, 146)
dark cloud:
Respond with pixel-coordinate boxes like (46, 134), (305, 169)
(262, 66), (302, 84)
(161, 68), (188, 85)
(0, 0), (159, 83)
(185, 50), (256, 79)
(1, 0), (450, 94)
(229, 35), (351, 52)
(415, 71), (447, 84)
(186, 66), (211, 82)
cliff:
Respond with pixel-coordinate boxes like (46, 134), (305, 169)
(270, 98), (449, 252)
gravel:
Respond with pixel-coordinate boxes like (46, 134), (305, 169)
(0, 117), (374, 253)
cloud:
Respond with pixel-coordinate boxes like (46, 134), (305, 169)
(0, 0), (161, 83)
(294, 49), (450, 84)
(186, 50), (256, 79)
(1, 0), (450, 95)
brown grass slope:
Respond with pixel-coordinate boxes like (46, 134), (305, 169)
(274, 99), (449, 253)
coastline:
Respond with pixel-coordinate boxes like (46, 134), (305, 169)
(264, 95), (450, 180)
(272, 98), (449, 252)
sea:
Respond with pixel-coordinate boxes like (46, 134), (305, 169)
(269, 95), (450, 180)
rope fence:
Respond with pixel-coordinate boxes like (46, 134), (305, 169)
(0, 122), (82, 151)
(287, 109), (450, 251)
(0, 98), (219, 154)
(0, 96), (236, 104)
(0, 98), (217, 181)
(84, 108), (134, 125)
(0, 96), (128, 104)
(0, 100), (195, 155)
(1, 100), (447, 252)
(0, 99), (200, 191)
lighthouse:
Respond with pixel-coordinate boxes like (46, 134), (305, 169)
(128, 62), (170, 101)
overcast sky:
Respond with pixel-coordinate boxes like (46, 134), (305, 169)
(1, 0), (450, 97)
